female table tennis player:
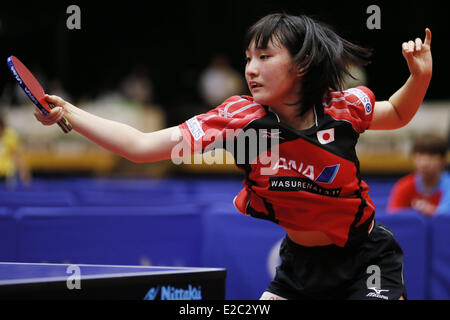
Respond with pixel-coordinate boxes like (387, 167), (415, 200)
(35, 13), (432, 300)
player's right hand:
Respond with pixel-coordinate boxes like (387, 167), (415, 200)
(33, 95), (66, 126)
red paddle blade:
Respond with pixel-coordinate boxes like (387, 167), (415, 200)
(7, 56), (52, 114)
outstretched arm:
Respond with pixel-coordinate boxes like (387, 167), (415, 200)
(369, 28), (432, 130)
(34, 95), (188, 163)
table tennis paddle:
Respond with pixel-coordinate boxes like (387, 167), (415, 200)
(6, 56), (72, 133)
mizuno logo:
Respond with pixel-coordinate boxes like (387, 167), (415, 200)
(366, 287), (389, 300)
(261, 129), (284, 140)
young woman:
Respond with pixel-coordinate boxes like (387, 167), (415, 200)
(35, 13), (432, 299)
(387, 134), (448, 216)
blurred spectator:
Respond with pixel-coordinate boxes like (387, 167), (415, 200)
(437, 172), (450, 214)
(387, 133), (449, 216)
(199, 54), (246, 108)
(121, 64), (154, 105)
(0, 112), (32, 188)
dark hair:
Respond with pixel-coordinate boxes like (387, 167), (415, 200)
(413, 134), (448, 157)
(244, 13), (372, 116)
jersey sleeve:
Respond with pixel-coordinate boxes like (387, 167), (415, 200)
(324, 86), (375, 134)
(178, 96), (266, 153)
(343, 86), (375, 133)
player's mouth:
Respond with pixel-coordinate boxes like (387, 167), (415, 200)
(249, 81), (263, 91)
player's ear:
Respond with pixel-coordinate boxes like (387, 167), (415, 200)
(296, 65), (306, 77)
(295, 55), (309, 77)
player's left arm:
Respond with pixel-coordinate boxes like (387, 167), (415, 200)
(369, 28), (432, 130)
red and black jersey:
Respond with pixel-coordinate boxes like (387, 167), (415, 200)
(179, 86), (376, 247)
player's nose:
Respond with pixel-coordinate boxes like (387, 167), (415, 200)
(245, 60), (259, 78)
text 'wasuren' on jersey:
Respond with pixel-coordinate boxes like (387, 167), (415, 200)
(269, 177), (342, 197)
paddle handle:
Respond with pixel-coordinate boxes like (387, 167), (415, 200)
(48, 102), (72, 133)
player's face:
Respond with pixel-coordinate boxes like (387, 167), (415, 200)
(245, 38), (300, 108)
(413, 153), (446, 179)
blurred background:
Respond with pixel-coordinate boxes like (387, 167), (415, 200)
(0, 0), (448, 178)
(0, 0), (449, 300)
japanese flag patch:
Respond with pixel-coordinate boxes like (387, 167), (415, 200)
(317, 128), (335, 145)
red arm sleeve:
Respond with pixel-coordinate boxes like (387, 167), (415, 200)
(324, 86), (375, 134)
(178, 96), (266, 154)
(345, 86), (375, 133)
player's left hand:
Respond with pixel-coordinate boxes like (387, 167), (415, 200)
(402, 28), (432, 78)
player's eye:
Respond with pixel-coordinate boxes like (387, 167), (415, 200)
(245, 57), (251, 63)
(260, 55), (269, 60)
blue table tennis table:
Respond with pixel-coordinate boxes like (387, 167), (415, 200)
(0, 262), (226, 300)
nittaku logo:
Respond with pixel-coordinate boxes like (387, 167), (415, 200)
(144, 286), (160, 300)
(144, 284), (202, 300)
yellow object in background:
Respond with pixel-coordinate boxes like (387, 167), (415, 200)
(0, 127), (20, 178)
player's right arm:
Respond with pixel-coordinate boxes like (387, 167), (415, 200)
(36, 94), (265, 163)
(34, 94), (188, 163)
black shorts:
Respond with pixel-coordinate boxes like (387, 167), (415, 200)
(266, 221), (407, 300)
